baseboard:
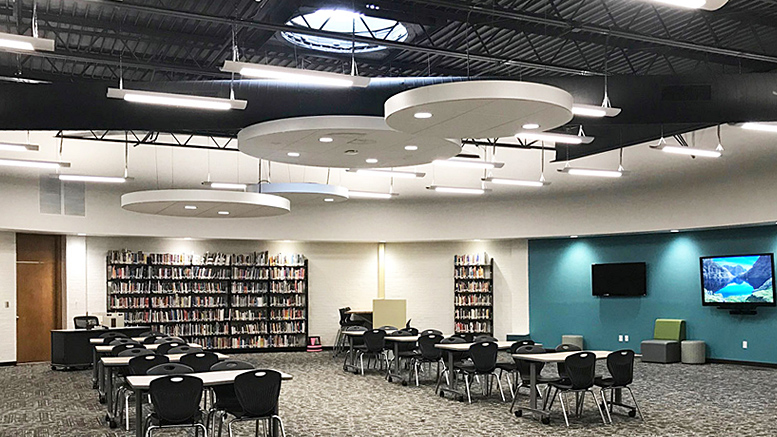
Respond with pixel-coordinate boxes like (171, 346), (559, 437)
(0, 361), (16, 367)
(707, 358), (777, 368)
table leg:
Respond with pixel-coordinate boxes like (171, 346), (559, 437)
(98, 356), (105, 403)
(92, 347), (99, 389)
(528, 362), (537, 410)
(105, 366), (114, 426)
(134, 388), (144, 437)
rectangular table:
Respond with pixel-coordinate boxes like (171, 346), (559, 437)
(510, 350), (610, 423)
(126, 369), (293, 437)
(384, 335), (419, 384)
(342, 330), (397, 374)
(435, 341), (514, 401)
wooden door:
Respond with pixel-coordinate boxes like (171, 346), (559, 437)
(16, 233), (62, 363)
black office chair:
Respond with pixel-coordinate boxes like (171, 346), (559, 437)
(354, 329), (389, 375)
(74, 315), (100, 329)
(144, 375), (207, 437)
(168, 346), (204, 355)
(130, 355), (171, 375)
(146, 363), (195, 375)
(555, 343), (582, 380)
(219, 370), (286, 437)
(497, 340), (536, 398)
(595, 349), (644, 423)
(456, 341), (504, 403)
(546, 352), (608, 427)
(112, 343), (144, 356)
(474, 335), (498, 343)
(156, 342), (187, 355)
(438, 335), (468, 385)
(206, 360), (254, 435)
(180, 351), (221, 373)
(410, 333), (445, 387)
(110, 338), (141, 346)
(420, 329), (443, 336)
(385, 330), (419, 381)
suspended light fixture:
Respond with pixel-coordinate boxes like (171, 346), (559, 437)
(516, 131), (594, 145)
(433, 155), (505, 169)
(557, 165), (624, 178)
(571, 104), (621, 118)
(0, 32), (54, 52)
(346, 168), (425, 179)
(202, 181), (248, 190)
(647, 0), (728, 10)
(427, 185), (487, 195)
(221, 60), (370, 88)
(741, 122), (777, 133)
(348, 190), (397, 199)
(58, 175), (129, 183)
(649, 136), (721, 158)
(481, 177), (548, 187)
(0, 158), (69, 169)
(107, 88), (247, 111)
(0, 142), (38, 152)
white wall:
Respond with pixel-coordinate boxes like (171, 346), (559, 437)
(0, 232), (15, 363)
(384, 239), (529, 339)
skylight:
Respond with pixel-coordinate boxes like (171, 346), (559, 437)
(281, 9), (408, 54)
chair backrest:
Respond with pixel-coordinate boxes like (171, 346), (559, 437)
(338, 307), (352, 326)
(362, 329), (386, 352)
(110, 338), (140, 346)
(155, 336), (185, 344)
(143, 334), (164, 344)
(74, 315), (100, 329)
(555, 343), (582, 376)
(654, 319), (686, 341)
(509, 340), (535, 354)
(180, 351), (220, 372)
(468, 341), (498, 373)
(399, 327), (419, 336)
(377, 325), (397, 332)
(210, 360), (254, 371)
(111, 343), (144, 356)
(168, 345), (204, 355)
(564, 352), (597, 390)
(346, 325), (369, 346)
(100, 332), (127, 344)
(441, 335), (467, 360)
(139, 330), (163, 337)
(234, 370), (282, 418)
(146, 363), (195, 375)
(149, 375), (203, 425)
(607, 349), (635, 387)
(452, 333), (474, 343)
(513, 345), (546, 380)
(418, 334), (444, 360)
(129, 354), (170, 375)
(420, 329), (443, 336)
(156, 342), (186, 355)
(474, 335), (498, 343)
(118, 347), (154, 358)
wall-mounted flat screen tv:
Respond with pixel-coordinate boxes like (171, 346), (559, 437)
(700, 254), (776, 307)
(592, 262), (647, 297)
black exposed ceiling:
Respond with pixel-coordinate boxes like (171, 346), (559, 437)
(0, 0), (776, 161)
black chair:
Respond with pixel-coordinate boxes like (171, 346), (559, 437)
(147, 363), (195, 375)
(420, 329), (443, 336)
(112, 343), (144, 356)
(206, 360), (255, 434)
(456, 342), (504, 403)
(333, 307), (364, 357)
(180, 351), (221, 373)
(110, 337), (141, 346)
(99, 331), (128, 344)
(143, 334), (165, 344)
(118, 347), (154, 358)
(508, 345), (559, 413)
(355, 329), (389, 375)
(595, 350), (644, 423)
(219, 370), (286, 437)
(474, 335), (498, 343)
(74, 315), (100, 329)
(410, 333), (445, 387)
(156, 342), (187, 355)
(555, 344), (582, 380)
(452, 333), (474, 343)
(497, 340), (536, 399)
(546, 352), (608, 427)
(155, 336), (186, 344)
(168, 345), (204, 355)
(377, 325), (398, 331)
(140, 330), (163, 337)
(130, 355), (171, 375)
(385, 330), (419, 381)
(144, 375), (207, 436)
(113, 353), (166, 431)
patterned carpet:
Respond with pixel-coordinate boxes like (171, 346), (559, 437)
(0, 352), (775, 436)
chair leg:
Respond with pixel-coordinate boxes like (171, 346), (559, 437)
(415, 361), (420, 386)
(600, 388), (613, 424)
(273, 415), (287, 437)
(125, 391), (131, 431)
(546, 387), (558, 411)
(558, 391), (570, 427)
(495, 372), (506, 402)
(626, 387), (645, 421)
(359, 353), (365, 376)
(227, 419), (235, 437)
(464, 374), (472, 404)
(505, 371), (514, 399)
(589, 389), (609, 425)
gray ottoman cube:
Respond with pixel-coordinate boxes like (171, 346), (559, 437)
(561, 335), (584, 349)
(641, 340), (680, 363)
(681, 340), (706, 364)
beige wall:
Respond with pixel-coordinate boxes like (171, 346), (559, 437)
(0, 232), (15, 363)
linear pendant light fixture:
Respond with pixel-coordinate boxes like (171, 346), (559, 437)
(648, 0), (728, 10)
(741, 122), (777, 133)
(481, 177), (549, 187)
(107, 88), (247, 111)
(348, 190), (397, 199)
(650, 136), (721, 158)
(571, 104), (621, 118)
(517, 131), (594, 145)
(346, 168), (425, 179)
(557, 163), (625, 178)
(0, 32), (55, 52)
(0, 142), (39, 152)
(58, 174), (129, 183)
(427, 185), (488, 195)
(0, 158), (69, 169)
(221, 60), (371, 88)
(433, 155), (505, 169)
(202, 181), (248, 190)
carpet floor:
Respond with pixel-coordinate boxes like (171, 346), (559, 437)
(0, 352), (774, 436)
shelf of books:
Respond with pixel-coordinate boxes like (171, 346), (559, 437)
(453, 253), (494, 336)
(107, 249), (308, 351)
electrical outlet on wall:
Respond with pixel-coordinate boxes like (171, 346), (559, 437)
(618, 335), (623, 342)
(625, 335), (629, 342)
(743, 340), (748, 349)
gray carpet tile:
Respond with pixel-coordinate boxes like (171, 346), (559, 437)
(0, 352), (774, 436)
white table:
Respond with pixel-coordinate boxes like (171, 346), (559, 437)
(434, 341), (514, 400)
(126, 369), (293, 437)
(510, 350), (611, 423)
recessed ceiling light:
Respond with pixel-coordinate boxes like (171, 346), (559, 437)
(522, 123), (540, 130)
(218, 211), (230, 215)
(287, 152), (300, 157)
(184, 205), (197, 210)
(319, 137), (334, 143)
(404, 145), (418, 151)
(414, 112), (432, 119)
(365, 158), (378, 164)
(323, 198), (335, 202)
(670, 229), (680, 233)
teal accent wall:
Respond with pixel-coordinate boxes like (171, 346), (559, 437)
(529, 226), (777, 364)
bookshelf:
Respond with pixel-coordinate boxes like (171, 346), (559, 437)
(106, 250), (308, 351)
(453, 253), (494, 336)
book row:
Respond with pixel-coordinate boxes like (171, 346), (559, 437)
(454, 308), (492, 320)
(454, 321), (494, 334)
(107, 250), (307, 267)
(454, 266), (491, 279)
(269, 321), (306, 334)
(454, 253), (490, 266)
(269, 295), (306, 307)
(230, 309), (265, 321)
(454, 294), (493, 306)
(269, 308), (305, 320)
(454, 282), (491, 293)
(147, 322), (229, 336)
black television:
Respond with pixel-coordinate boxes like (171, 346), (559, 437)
(700, 253), (776, 309)
(592, 262), (647, 297)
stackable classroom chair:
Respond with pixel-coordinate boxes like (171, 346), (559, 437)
(595, 349), (645, 423)
(143, 375), (208, 437)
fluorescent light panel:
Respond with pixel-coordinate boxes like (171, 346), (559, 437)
(221, 60), (370, 88)
(348, 191), (396, 199)
(661, 146), (721, 158)
(0, 158), (69, 169)
(433, 158), (505, 169)
(0, 32), (55, 52)
(482, 177), (549, 187)
(557, 166), (624, 178)
(58, 174), (128, 183)
(741, 122), (777, 133)
(0, 142), (38, 152)
(651, 0), (706, 9)
(427, 185), (486, 195)
(107, 88), (247, 111)
(347, 168), (425, 179)
(571, 104), (621, 118)
(202, 181), (247, 190)
(517, 132), (595, 145)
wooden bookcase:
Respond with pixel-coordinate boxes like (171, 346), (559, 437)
(106, 250), (308, 351)
(453, 253), (494, 336)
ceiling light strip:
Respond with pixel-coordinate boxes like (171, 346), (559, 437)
(517, 132), (595, 145)
(0, 142), (39, 152)
(571, 104), (621, 118)
(58, 174), (128, 183)
(482, 177), (548, 187)
(347, 191), (396, 199)
(741, 122), (777, 133)
(347, 168), (425, 179)
(433, 158), (505, 169)
(202, 181), (248, 190)
(660, 146), (721, 158)
(0, 32), (55, 52)
(221, 60), (370, 88)
(107, 88), (247, 111)
(427, 185), (486, 195)
(0, 158), (69, 169)
(557, 166), (624, 178)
